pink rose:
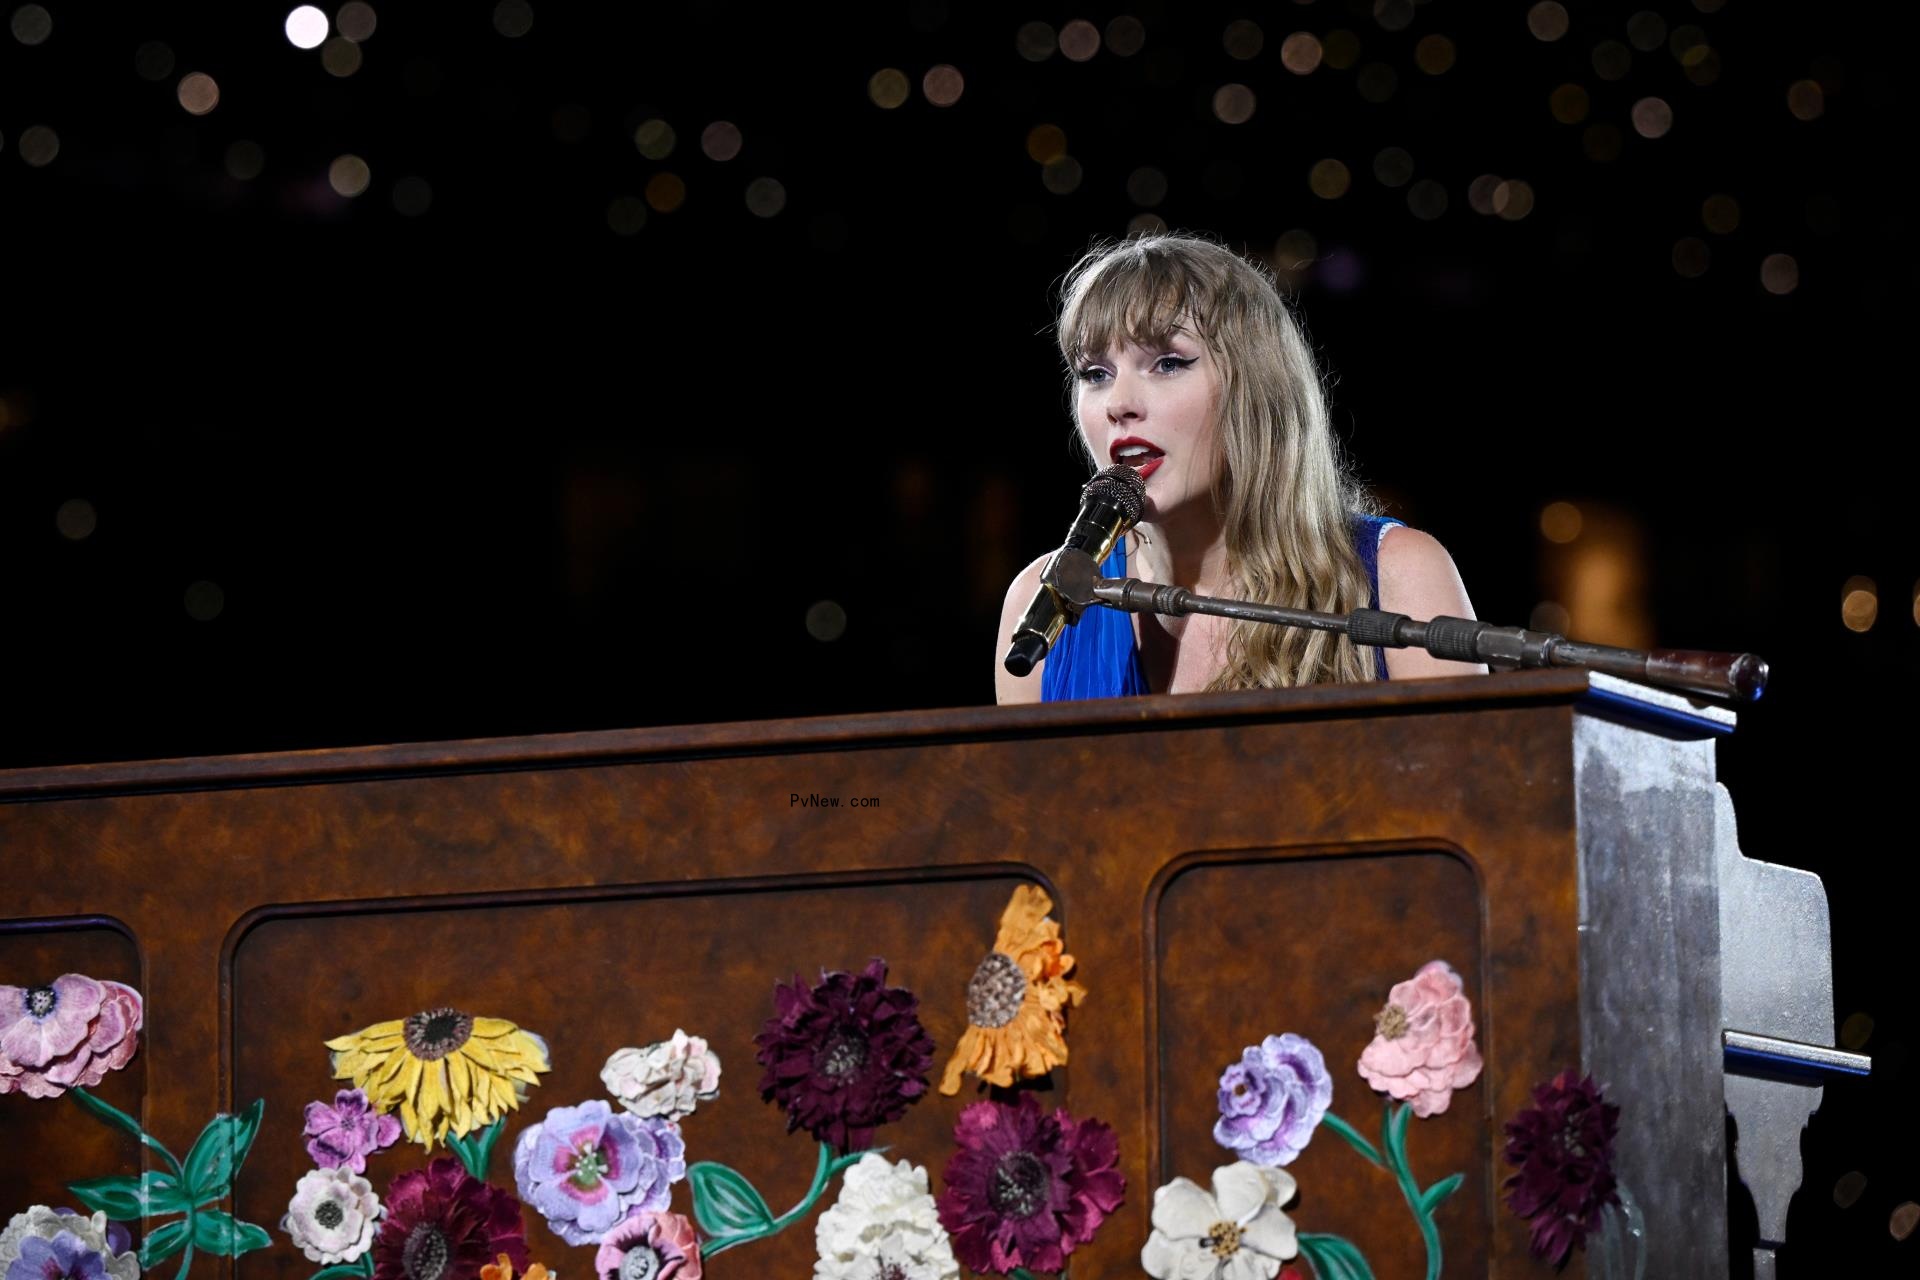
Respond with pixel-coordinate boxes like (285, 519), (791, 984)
(1356, 960), (1483, 1117)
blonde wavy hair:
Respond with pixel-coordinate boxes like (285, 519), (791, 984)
(1057, 233), (1379, 688)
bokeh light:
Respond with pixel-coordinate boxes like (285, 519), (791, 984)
(1372, 147), (1414, 188)
(1015, 21), (1055, 62)
(1788, 80), (1825, 121)
(1669, 25), (1706, 59)
(1541, 502), (1583, 543)
(1841, 576), (1877, 632)
(1105, 16), (1146, 57)
(1309, 159), (1351, 200)
(633, 119), (676, 159)
(645, 172), (687, 212)
(184, 581), (225, 622)
(1414, 35), (1455, 76)
(1527, 3), (1569, 42)
(1025, 125), (1066, 164)
(328, 154), (371, 197)
(1223, 20), (1263, 61)
(321, 37), (362, 76)
(1893, 1203), (1920, 1242)
(1683, 45), (1722, 87)
(1407, 180), (1448, 220)
(868, 68), (909, 109)
(55, 499), (96, 541)
(1631, 97), (1673, 138)
(177, 72), (220, 115)
(18, 125), (59, 167)
(135, 41), (175, 81)
(338, 2), (378, 43)
(1356, 64), (1398, 103)
(1833, 1172), (1867, 1209)
(1374, 0), (1414, 34)
(1275, 229), (1317, 272)
(1550, 84), (1590, 124)
(493, 1), (533, 38)
(1213, 84), (1256, 125)
(1627, 11), (1667, 51)
(1322, 30), (1361, 70)
(805, 601), (847, 642)
(1672, 237), (1711, 277)
(1592, 40), (1632, 81)
(1126, 212), (1166, 237)
(1761, 253), (1800, 295)
(1702, 194), (1740, 234)
(606, 196), (647, 236)
(1059, 19), (1100, 62)
(1531, 601), (1572, 633)
(392, 175), (432, 216)
(701, 121), (742, 162)
(1468, 174), (1503, 216)
(1493, 180), (1535, 220)
(1280, 33), (1322, 75)
(11, 4), (52, 45)
(1126, 166), (1167, 207)
(225, 140), (265, 181)
(1041, 156), (1083, 195)
(744, 177), (786, 217)
(1840, 1011), (1875, 1050)
(922, 65), (964, 106)
(285, 6), (328, 49)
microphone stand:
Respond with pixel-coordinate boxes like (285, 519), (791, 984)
(1044, 548), (1769, 703)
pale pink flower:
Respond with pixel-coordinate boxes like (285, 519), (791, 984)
(0, 976), (143, 1099)
(600, 1030), (721, 1123)
(1356, 960), (1483, 1117)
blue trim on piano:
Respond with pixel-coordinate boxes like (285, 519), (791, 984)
(1576, 684), (1737, 739)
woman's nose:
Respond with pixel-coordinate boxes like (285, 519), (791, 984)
(1105, 371), (1144, 422)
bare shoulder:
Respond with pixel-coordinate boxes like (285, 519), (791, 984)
(1375, 525), (1489, 678)
(994, 551), (1054, 705)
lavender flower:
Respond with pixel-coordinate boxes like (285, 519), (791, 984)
(304, 1088), (403, 1173)
(6, 1233), (109, 1280)
(512, 1100), (686, 1246)
(1213, 1033), (1333, 1167)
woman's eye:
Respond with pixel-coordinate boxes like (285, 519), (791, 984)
(1156, 355), (1196, 374)
(1076, 366), (1111, 384)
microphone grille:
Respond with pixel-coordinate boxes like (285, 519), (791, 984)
(1082, 463), (1146, 522)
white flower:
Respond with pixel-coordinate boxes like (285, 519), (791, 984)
(1140, 1161), (1299, 1280)
(281, 1166), (382, 1265)
(0, 1208), (138, 1280)
(600, 1030), (722, 1123)
(813, 1153), (959, 1280)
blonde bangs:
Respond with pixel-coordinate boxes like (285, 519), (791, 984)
(1058, 242), (1218, 368)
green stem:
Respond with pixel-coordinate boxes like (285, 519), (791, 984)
(1380, 1103), (1443, 1280)
(1319, 1112), (1385, 1168)
(704, 1142), (867, 1257)
(176, 1237), (194, 1280)
(1010, 1270), (1040, 1280)
(70, 1087), (186, 1181)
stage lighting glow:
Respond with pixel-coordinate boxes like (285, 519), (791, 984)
(1372, 147), (1413, 187)
(18, 125), (58, 167)
(1467, 174), (1502, 216)
(225, 140), (265, 180)
(606, 196), (647, 236)
(11, 5), (51, 45)
(1415, 35), (1455, 75)
(1041, 156), (1083, 195)
(55, 500), (96, 541)
(744, 177), (786, 217)
(1127, 212), (1167, 237)
(645, 173), (686, 212)
(1126, 166), (1167, 206)
(1374, 0), (1414, 34)
(178, 72), (220, 115)
(1840, 1011), (1874, 1050)
(1841, 577), (1877, 632)
(1583, 123), (1623, 162)
(1683, 46), (1721, 86)
(1322, 29), (1360, 70)
(285, 6), (328, 49)
(184, 581), (225, 622)
(1527, 3), (1569, 43)
(339, 2), (377, 42)
(1309, 159), (1351, 200)
(1550, 84), (1590, 124)
(868, 68), (909, 109)
(1631, 97), (1673, 138)
(1893, 1203), (1920, 1243)
(135, 41), (175, 81)
(805, 601), (847, 642)
(392, 175), (432, 216)
(1530, 602), (1571, 633)
(1671, 237), (1710, 277)
(322, 36), (362, 76)
(1059, 19), (1099, 62)
(1592, 40), (1631, 82)
(701, 121), (742, 161)
(1540, 503), (1583, 544)
(1356, 63), (1397, 102)
(633, 119), (676, 159)
(493, 1), (533, 38)
(1213, 83), (1256, 124)
(1025, 124), (1065, 163)
(1668, 25), (1706, 59)
(1627, 11), (1667, 51)
(1223, 20), (1263, 61)
(328, 154), (370, 197)
(1015, 21), (1055, 63)
(1105, 16), (1145, 57)
(1788, 80), (1825, 121)
(1280, 33), (1322, 75)
(1761, 253), (1799, 295)
(1702, 194), (1740, 234)
(1407, 180), (1447, 220)
(1493, 180), (1535, 220)
(923, 64), (964, 106)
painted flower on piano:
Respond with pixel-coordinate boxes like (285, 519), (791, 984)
(813, 1152), (958, 1280)
(1355, 960), (1483, 1117)
(601, 1029), (722, 1123)
(369, 1157), (528, 1280)
(938, 884), (1087, 1095)
(1213, 1033), (1333, 1167)
(512, 1099), (686, 1246)
(326, 1008), (551, 1150)
(1502, 1070), (1621, 1267)
(1140, 1160), (1299, 1280)
(0, 975), (143, 1099)
(594, 1211), (701, 1280)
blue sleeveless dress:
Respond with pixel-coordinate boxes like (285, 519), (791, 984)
(1039, 514), (1403, 701)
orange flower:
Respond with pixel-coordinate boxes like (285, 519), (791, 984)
(939, 884), (1087, 1094)
(482, 1255), (552, 1280)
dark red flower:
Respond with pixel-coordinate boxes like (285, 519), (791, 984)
(1502, 1070), (1621, 1268)
(754, 958), (934, 1152)
(371, 1157), (529, 1280)
(936, 1092), (1125, 1275)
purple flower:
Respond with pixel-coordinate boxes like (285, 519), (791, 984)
(935, 1092), (1125, 1275)
(0, 976), (143, 1099)
(512, 1100), (686, 1246)
(7, 1233), (110, 1280)
(1213, 1033), (1332, 1167)
(1503, 1070), (1621, 1268)
(304, 1088), (403, 1173)
(753, 958), (935, 1153)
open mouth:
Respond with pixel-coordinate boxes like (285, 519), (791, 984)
(1112, 441), (1165, 479)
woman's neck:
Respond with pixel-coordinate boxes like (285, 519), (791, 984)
(1131, 508), (1231, 597)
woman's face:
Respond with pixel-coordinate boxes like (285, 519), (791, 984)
(1073, 328), (1223, 523)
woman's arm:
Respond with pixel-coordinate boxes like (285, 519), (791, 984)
(1376, 526), (1490, 679)
(994, 553), (1052, 704)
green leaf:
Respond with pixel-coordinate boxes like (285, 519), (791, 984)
(68, 1173), (189, 1221)
(139, 1219), (192, 1267)
(1417, 1172), (1464, 1216)
(182, 1100), (265, 1202)
(308, 1263), (374, 1280)
(1319, 1113), (1385, 1168)
(1386, 1101), (1413, 1166)
(189, 1210), (273, 1257)
(688, 1162), (777, 1237)
(1298, 1233), (1377, 1280)
(468, 1117), (505, 1177)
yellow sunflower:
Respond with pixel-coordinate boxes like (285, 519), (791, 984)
(325, 1007), (550, 1150)
(939, 884), (1088, 1094)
